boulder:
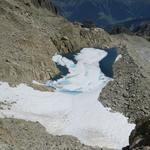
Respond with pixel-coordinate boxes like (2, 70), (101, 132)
(124, 117), (150, 150)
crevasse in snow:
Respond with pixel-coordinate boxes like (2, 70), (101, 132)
(0, 48), (135, 149)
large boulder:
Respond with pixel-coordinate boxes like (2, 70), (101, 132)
(0, 118), (102, 150)
(123, 117), (150, 150)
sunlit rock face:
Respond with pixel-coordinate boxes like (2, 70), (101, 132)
(0, 48), (135, 149)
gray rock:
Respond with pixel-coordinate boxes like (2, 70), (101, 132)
(123, 117), (150, 150)
(99, 43), (150, 123)
(0, 118), (110, 150)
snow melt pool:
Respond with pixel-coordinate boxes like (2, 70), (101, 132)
(0, 48), (135, 149)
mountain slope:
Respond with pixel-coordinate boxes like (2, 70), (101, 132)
(0, 118), (102, 150)
(0, 0), (112, 85)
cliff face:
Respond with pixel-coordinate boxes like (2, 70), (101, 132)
(0, 0), (112, 85)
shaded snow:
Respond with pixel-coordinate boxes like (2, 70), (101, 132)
(0, 48), (135, 149)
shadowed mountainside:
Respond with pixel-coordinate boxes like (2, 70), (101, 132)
(52, 0), (150, 28)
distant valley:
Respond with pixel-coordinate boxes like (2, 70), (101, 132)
(52, 0), (150, 28)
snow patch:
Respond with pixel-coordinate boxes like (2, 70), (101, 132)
(0, 48), (135, 149)
(115, 54), (122, 62)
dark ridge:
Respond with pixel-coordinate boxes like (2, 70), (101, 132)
(52, 0), (150, 29)
(110, 26), (133, 35)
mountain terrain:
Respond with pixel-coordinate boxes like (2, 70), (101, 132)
(0, 0), (112, 86)
(0, 118), (103, 150)
(111, 21), (150, 42)
(0, 0), (150, 150)
(52, 0), (150, 28)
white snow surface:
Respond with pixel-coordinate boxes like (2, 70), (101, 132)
(0, 48), (135, 149)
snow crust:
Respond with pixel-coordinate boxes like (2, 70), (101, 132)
(0, 48), (134, 149)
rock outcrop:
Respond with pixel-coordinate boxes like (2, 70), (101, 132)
(110, 22), (150, 41)
(134, 23), (150, 41)
(110, 26), (133, 35)
(123, 117), (150, 150)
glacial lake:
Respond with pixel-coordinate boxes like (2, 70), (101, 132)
(52, 48), (118, 80)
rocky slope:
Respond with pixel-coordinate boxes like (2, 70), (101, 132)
(0, 0), (113, 149)
(0, 0), (112, 85)
(0, 118), (102, 150)
(0, 0), (150, 149)
(100, 34), (150, 122)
